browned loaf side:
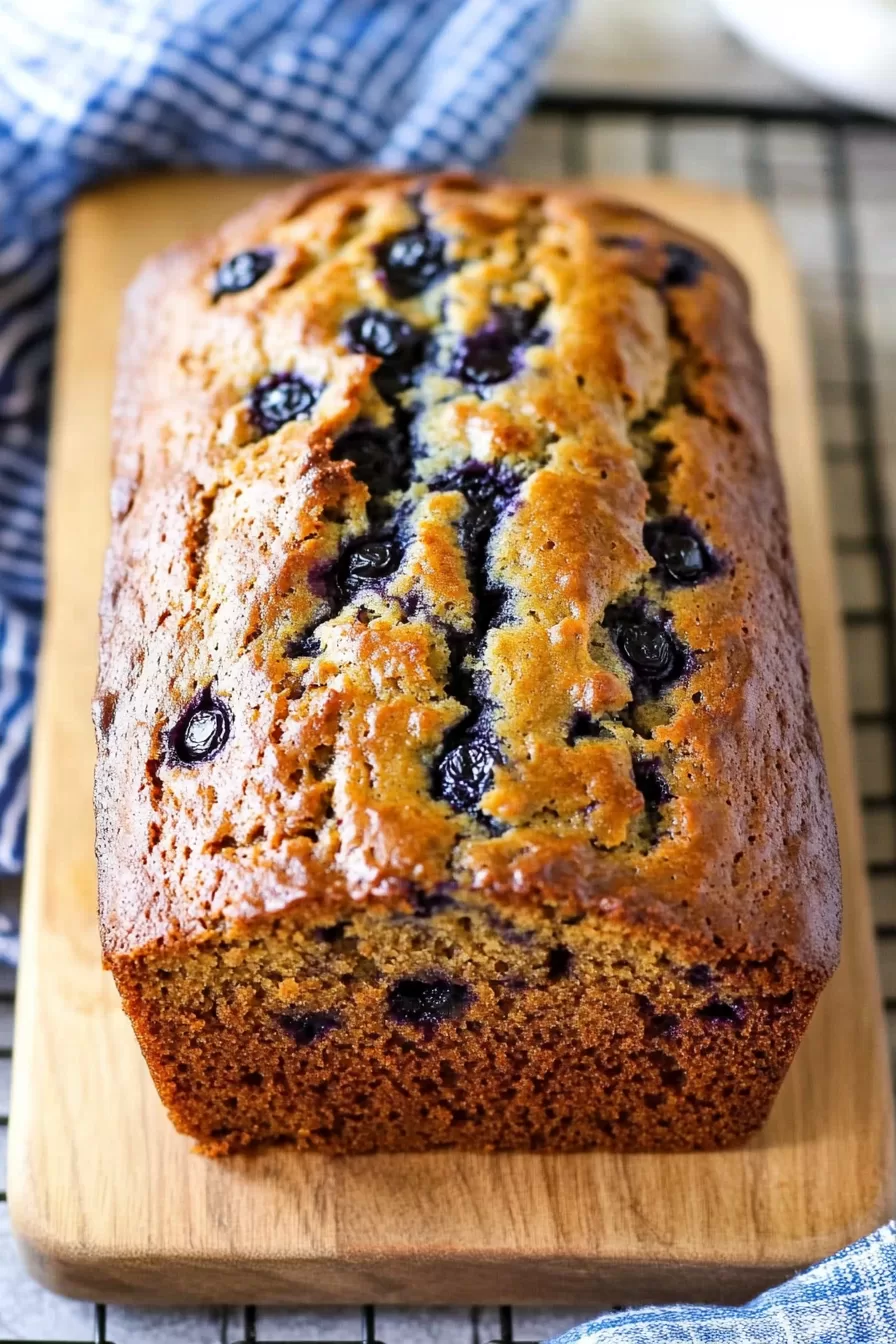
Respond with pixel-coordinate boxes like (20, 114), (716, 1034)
(94, 172), (841, 1156)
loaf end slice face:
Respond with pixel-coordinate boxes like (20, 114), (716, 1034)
(95, 173), (840, 1155)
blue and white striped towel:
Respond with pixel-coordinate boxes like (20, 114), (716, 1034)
(0, 0), (568, 874)
(547, 1223), (896, 1343)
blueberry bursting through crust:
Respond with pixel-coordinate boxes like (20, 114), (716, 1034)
(606, 602), (690, 698)
(278, 1011), (341, 1046)
(331, 423), (410, 496)
(167, 687), (231, 766)
(662, 242), (707, 288)
(451, 303), (547, 387)
(632, 755), (672, 812)
(433, 725), (497, 815)
(211, 248), (274, 298)
(375, 226), (447, 299)
(342, 308), (426, 400)
(644, 516), (716, 586)
(336, 536), (402, 600)
(387, 976), (473, 1028)
(249, 372), (319, 434)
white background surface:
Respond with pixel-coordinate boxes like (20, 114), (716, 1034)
(544, 0), (817, 101)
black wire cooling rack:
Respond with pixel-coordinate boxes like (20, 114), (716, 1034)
(2, 92), (895, 1344)
(0, 1303), (536, 1344)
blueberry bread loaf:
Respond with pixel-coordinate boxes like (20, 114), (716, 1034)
(94, 172), (841, 1156)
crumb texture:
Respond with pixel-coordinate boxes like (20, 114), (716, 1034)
(95, 172), (841, 1155)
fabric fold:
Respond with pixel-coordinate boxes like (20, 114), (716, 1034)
(547, 1223), (896, 1343)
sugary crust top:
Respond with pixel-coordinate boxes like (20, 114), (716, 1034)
(94, 171), (840, 973)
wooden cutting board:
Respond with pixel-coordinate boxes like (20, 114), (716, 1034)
(7, 176), (894, 1307)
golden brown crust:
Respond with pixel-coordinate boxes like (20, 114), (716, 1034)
(94, 172), (841, 1154)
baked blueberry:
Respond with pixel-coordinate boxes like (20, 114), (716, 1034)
(315, 921), (348, 943)
(434, 463), (519, 540)
(607, 602), (688, 693)
(278, 1011), (341, 1046)
(387, 975), (473, 1027)
(453, 330), (514, 386)
(342, 308), (425, 398)
(433, 728), (496, 814)
(697, 999), (747, 1026)
(332, 424), (410, 496)
(617, 619), (675, 675)
(408, 885), (457, 917)
(337, 536), (400, 598)
(375, 227), (447, 299)
(475, 581), (510, 632)
(451, 304), (547, 386)
(632, 755), (672, 811)
(249, 372), (318, 434)
(547, 946), (573, 980)
(285, 631), (321, 659)
(343, 308), (418, 361)
(567, 711), (609, 743)
(211, 248), (274, 298)
(644, 517), (714, 586)
(168, 688), (230, 766)
(645, 1012), (680, 1041)
(662, 243), (707, 288)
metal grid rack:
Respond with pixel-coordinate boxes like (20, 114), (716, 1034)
(1, 94), (895, 1343)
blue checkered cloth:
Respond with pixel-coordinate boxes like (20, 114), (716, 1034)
(0, 0), (568, 874)
(547, 1223), (896, 1343)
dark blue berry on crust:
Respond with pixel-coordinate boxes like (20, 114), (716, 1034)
(284, 631), (321, 659)
(212, 248), (274, 298)
(343, 308), (419, 361)
(168, 688), (230, 766)
(662, 243), (707, 288)
(433, 462), (519, 541)
(278, 1011), (341, 1046)
(632, 755), (672, 812)
(645, 517), (714, 586)
(547, 946), (573, 980)
(408, 886), (457, 917)
(387, 976), (473, 1027)
(376, 227), (447, 299)
(342, 309), (426, 400)
(249, 372), (318, 434)
(337, 536), (401, 598)
(433, 728), (496, 814)
(567, 711), (610, 743)
(618, 619), (675, 674)
(332, 424), (410, 496)
(451, 304), (547, 387)
(697, 999), (747, 1026)
(606, 602), (689, 694)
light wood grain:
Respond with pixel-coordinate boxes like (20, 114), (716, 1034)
(7, 176), (894, 1307)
